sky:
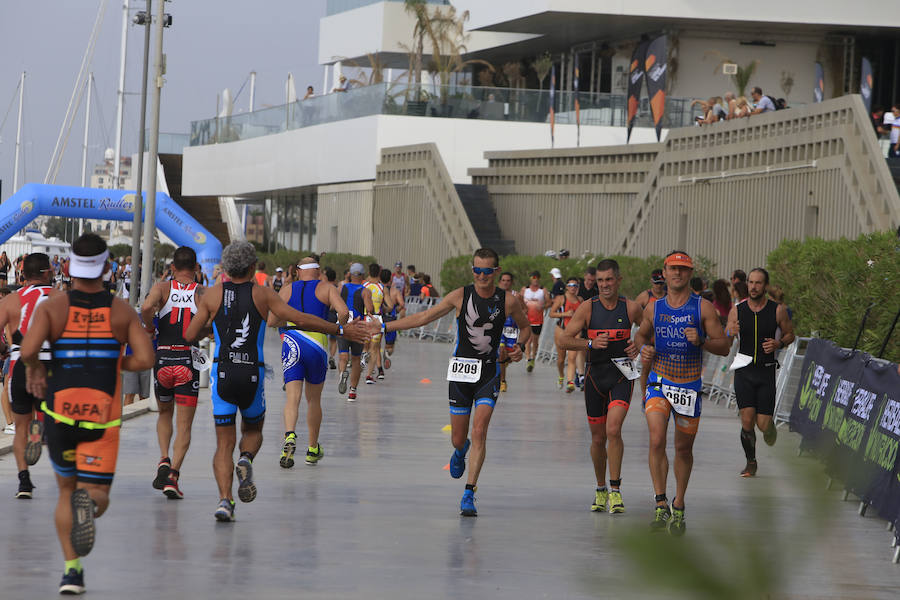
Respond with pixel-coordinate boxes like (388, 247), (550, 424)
(0, 0), (326, 203)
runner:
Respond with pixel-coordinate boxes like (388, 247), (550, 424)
(559, 260), (642, 513)
(254, 261), (269, 287)
(384, 248), (531, 516)
(140, 246), (204, 500)
(632, 251), (729, 535)
(363, 263), (394, 384)
(390, 261), (408, 317)
(20, 234), (155, 594)
(323, 267), (340, 370)
(336, 263), (374, 402)
(381, 268), (402, 369)
(496, 272), (524, 393)
(634, 268), (666, 397)
(184, 241), (370, 521)
(0, 253), (58, 499)
(520, 271), (548, 373)
(269, 256), (349, 469)
(725, 267), (794, 477)
(549, 277), (583, 392)
(271, 267), (286, 293)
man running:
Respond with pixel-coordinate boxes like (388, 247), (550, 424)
(390, 261), (408, 317)
(634, 268), (666, 397)
(559, 260), (642, 513)
(271, 267), (286, 293)
(269, 256), (349, 468)
(337, 263), (374, 402)
(21, 234), (155, 594)
(726, 267), (794, 476)
(521, 271), (548, 373)
(185, 241), (369, 522)
(385, 248), (531, 516)
(549, 277), (583, 392)
(496, 272), (525, 393)
(140, 246), (204, 499)
(633, 251), (729, 535)
(0, 253), (59, 499)
(381, 268), (402, 368)
(363, 263), (393, 384)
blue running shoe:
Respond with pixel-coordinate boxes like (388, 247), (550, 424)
(460, 489), (477, 517)
(214, 498), (235, 522)
(59, 568), (85, 595)
(235, 456), (257, 503)
(449, 440), (470, 479)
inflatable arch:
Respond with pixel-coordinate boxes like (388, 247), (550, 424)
(0, 183), (222, 281)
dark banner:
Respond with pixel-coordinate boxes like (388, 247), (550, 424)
(790, 339), (863, 453)
(860, 57), (873, 113)
(574, 63), (581, 147)
(644, 35), (667, 142)
(626, 40), (649, 143)
(827, 356), (884, 485)
(549, 64), (556, 147)
(814, 62), (824, 103)
(855, 361), (900, 526)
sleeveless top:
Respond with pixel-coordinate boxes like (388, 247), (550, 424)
(586, 296), (631, 365)
(364, 281), (385, 314)
(523, 286), (546, 325)
(737, 299), (779, 368)
(559, 297), (581, 329)
(45, 290), (123, 429)
(281, 279), (330, 350)
(391, 273), (406, 291)
(340, 282), (366, 319)
(213, 282), (265, 366)
(454, 285), (505, 361)
(10, 284), (53, 363)
(272, 275), (284, 293)
(157, 280), (198, 349)
(651, 294), (705, 385)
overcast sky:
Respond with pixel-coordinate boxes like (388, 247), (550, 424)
(0, 0), (325, 202)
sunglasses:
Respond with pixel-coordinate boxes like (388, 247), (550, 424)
(471, 266), (497, 275)
(566, 283), (578, 287)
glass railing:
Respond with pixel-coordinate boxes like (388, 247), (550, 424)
(189, 83), (703, 147)
(326, 0), (448, 16)
(145, 132), (191, 154)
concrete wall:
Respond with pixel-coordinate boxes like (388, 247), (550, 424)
(316, 181), (375, 256)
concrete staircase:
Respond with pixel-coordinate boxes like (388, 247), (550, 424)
(158, 153), (230, 247)
(888, 157), (900, 201)
(454, 184), (516, 256)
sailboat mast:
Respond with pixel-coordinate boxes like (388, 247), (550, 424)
(80, 73), (93, 236)
(113, 0), (129, 191)
(13, 71), (25, 194)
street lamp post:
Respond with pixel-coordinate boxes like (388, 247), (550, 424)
(129, 1), (153, 307)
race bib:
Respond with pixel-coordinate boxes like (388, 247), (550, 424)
(662, 385), (698, 417)
(502, 326), (518, 340)
(191, 346), (211, 371)
(447, 357), (482, 383)
(611, 357), (641, 380)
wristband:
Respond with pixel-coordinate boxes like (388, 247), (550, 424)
(338, 323), (344, 336)
(381, 321), (386, 334)
(588, 338), (593, 350)
(518, 343), (526, 353)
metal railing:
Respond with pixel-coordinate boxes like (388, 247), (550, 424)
(189, 82), (701, 146)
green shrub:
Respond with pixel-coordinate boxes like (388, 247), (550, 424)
(767, 231), (899, 362)
(440, 253), (670, 299)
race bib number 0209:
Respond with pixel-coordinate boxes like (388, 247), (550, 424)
(447, 357), (482, 383)
(662, 385), (697, 417)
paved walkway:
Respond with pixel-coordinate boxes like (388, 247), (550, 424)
(1, 333), (899, 598)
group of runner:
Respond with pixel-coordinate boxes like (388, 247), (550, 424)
(3, 236), (795, 594)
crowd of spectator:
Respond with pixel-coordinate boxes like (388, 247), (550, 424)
(693, 87), (787, 126)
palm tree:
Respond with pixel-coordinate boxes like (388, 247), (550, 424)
(532, 52), (552, 92)
(404, 0), (429, 101)
(422, 6), (493, 104)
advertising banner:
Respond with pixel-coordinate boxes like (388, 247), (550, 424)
(813, 62), (825, 103)
(626, 40), (649, 144)
(860, 57), (873, 113)
(574, 63), (581, 147)
(644, 35), (667, 142)
(549, 65), (556, 148)
(855, 361), (900, 524)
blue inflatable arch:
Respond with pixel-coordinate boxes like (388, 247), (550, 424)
(0, 183), (222, 282)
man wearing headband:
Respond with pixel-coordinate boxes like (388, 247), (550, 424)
(268, 256), (350, 468)
(363, 263), (394, 384)
(633, 250), (729, 536)
(20, 234), (155, 594)
(384, 248), (531, 517)
(140, 246), (205, 500)
(336, 263), (374, 402)
(185, 241), (370, 522)
(0, 253), (59, 500)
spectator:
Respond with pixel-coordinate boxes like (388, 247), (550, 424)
(0, 286), (10, 433)
(303, 85), (315, 100)
(420, 274), (437, 297)
(333, 74), (351, 93)
(712, 279), (732, 325)
(692, 99), (713, 125)
(889, 105), (900, 158)
(709, 96), (727, 121)
(254, 261), (269, 287)
(734, 96), (752, 118)
(724, 92), (737, 119)
(0, 252), (9, 287)
(733, 280), (749, 304)
(767, 284), (794, 321)
(690, 276), (704, 295)
(750, 87), (775, 115)
(549, 267), (565, 298)
(731, 269), (747, 286)
(409, 272), (423, 297)
(558, 249), (570, 260)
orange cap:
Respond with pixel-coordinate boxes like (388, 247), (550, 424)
(664, 252), (694, 268)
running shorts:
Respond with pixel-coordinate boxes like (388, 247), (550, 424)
(46, 417), (119, 485)
(584, 363), (633, 425)
(643, 370), (701, 435)
(211, 361), (266, 426)
(530, 325), (543, 337)
(337, 337), (363, 356)
(154, 349), (199, 407)
(10, 360), (43, 415)
(281, 330), (327, 385)
(384, 313), (398, 345)
(449, 360), (500, 416)
(733, 366), (776, 416)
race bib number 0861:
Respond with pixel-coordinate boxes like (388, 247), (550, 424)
(662, 385), (697, 417)
(447, 357), (482, 383)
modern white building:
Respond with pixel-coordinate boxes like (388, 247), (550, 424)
(181, 1), (900, 280)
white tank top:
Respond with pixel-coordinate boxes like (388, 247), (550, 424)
(523, 287), (545, 305)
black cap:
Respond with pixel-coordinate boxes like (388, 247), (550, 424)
(651, 269), (664, 284)
(530, 270), (540, 278)
(559, 249), (570, 257)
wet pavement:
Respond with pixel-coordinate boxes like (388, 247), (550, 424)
(2, 332), (899, 599)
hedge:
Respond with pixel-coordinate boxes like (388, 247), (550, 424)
(767, 231), (899, 362)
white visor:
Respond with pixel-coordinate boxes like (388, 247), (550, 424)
(298, 263), (320, 270)
(69, 249), (109, 279)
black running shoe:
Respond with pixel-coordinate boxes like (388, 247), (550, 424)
(153, 458), (171, 490)
(70, 489), (96, 556)
(235, 456), (257, 503)
(16, 470), (34, 499)
(59, 567), (85, 595)
(328, 357), (337, 370)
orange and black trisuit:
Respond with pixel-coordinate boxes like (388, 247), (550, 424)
(43, 290), (123, 485)
(584, 296), (634, 424)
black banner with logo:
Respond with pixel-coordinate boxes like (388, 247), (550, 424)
(644, 35), (667, 142)
(626, 40), (649, 144)
(813, 62), (824, 103)
(860, 57), (873, 113)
